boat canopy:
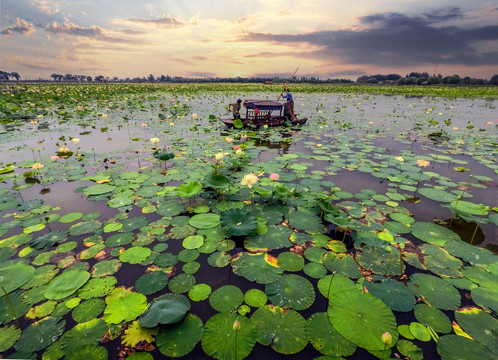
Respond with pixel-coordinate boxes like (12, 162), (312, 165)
(244, 100), (283, 111)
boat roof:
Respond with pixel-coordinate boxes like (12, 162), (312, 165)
(244, 100), (283, 110)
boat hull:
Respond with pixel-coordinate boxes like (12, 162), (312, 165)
(221, 116), (307, 128)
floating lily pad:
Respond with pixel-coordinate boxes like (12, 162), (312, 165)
(189, 213), (220, 229)
(231, 252), (283, 284)
(0, 262), (35, 294)
(277, 251), (305, 272)
(266, 274), (315, 310)
(307, 312), (356, 357)
(183, 235), (204, 249)
(78, 276), (117, 299)
(135, 271), (169, 295)
(139, 293), (191, 328)
(157, 314), (204, 357)
(220, 209), (258, 236)
(328, 287), (398, 351)
(44, 270), (90, 300)
(356, 245), (404, 275)
(414, 304), (452, 333)
(244, 289), (267, 308)
(209, 285), (244, 312)
(364, 276), (416, 312)
(104, 287), (147, 324)
(168, 273), (196, 293)
(72, 298), (105, 323)
(397, 339), (423, 360)
(407, 273), (460, 310)
(59, 212), (84, 223)
(418, 188), (458, 202)
(455, 307), (498, 355)
(0, 325), (21, 352)
(119, 246), (151, 264)
(471, 287), (498, 313)
(251, 305), (308, 354)
(59, 318), (108, 353)
(83, 184), (116, 196)
(202, 313), (256, 360)
(437, 335), (494, 360)
(65, 344), (107, 360)
(189, 283), (212, 301)
(411, 222), (460, 246)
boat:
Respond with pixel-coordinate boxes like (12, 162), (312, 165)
(220, 100), (307, 128)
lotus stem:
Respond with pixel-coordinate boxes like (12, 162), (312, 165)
(2, 287), (20, 329)
(381, 344), (387, 360)
(470, 210), (485, 244)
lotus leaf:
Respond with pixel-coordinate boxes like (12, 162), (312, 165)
(189, 283), (212, 301)
(244, 225), (293, 251)
(409, 322), (431, 341)
(0, 289), (31, 324)
(135, 271), (168, 295)
(461, 266), (495, 288)
(277, 251), (305, 271)
(122, 320), (158, 347)
(303, 262), (328, 279)
(317, 274), (357, 299)
(83, 184), (116, 196)
(59, 212), (84, 223)
(413, 304), (451, 334)
(471, 287), (498, 313)
(449, 199), (489, 216)
(69, 220), (102, 236)
(232, 252), (283, 284)
(155, 313), (203, 357)
(78, 276), (117, 299)
(15, 317), (65, 353)
(437, 335), (494, 360)
(176, 181), (202, 198)
(364, 276), (416, 312)
(0, 262), (35, 294)
(59, 318), (108, 353)
(104, 287), (147, 324)
(444, 241), (496, 266)
(44, 270), (90, 300)
(328, 287), (398, 351)
(189, 213), (220, 229)
(251, 305), (308, 354)
(108, 195), (134, 208)
(220, 208), (258, 236)
(119, 246), (151, 264)
(325, 254), (362, 279)
(418, 187), (458, 202)
(288, 210), (327, 234)
(168, 273), (196, 293)
(65, 344), (107, 360)
(455, 307), (498, 355)
(139, 293), (190, 328)
(204, 174), (230, 189)
(0, 325), (21, 352)
(209, 285), (244, 312)
(398, 324), (415, 340)
(307, 312), (356, 357)
(244, 289), (267, 308)
(31, 231), (69, 250)
(157, 201), (185, 217)
(355, 245), (404, 275)
(266, 274), (315, 310)
(407, 273), (460, 310)
(207, 251), (231, 267)
(153, 151), (174, 161)
(411, 222), (460, 246)
(202, 313), (256, 360)
(72, 298), (105, 323)
(183, 235), (204, 249)
(396, 339), (423, 360)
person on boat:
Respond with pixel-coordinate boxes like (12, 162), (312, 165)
(281, 88), (294, 115)
(283, 99), (292, 121)
(228, 99), (242, 119)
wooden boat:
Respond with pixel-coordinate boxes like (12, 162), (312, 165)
(220, 100), (307, 128)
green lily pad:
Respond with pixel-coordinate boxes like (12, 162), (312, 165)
(104, 287), (147, 324)
(251, 305), (308, 354)
(157, 314), (204, 357)
(355, 245), (404, 275)
(78, 276), (117, 299)
(108, 195), (134, 208)
(0, 325), (21, 352)
(220, 209), (258, 236)
(168, 273), (196, 293)
(59, 212), (84, 223)
(418, 188), (458, 202)
(204, 174), (231, 189)
(189, 213), (220, 229)
(455, 307), (498, 355)
(411, 222), (460, 246)
(59, 318), (108, 353)
(15, 317), (65, 353)
(119, 246), (151, 264)
(437, 335), (494, 360)
(397, 339), (423, 360)
(72, 298), (106, 323)
(244, 289), (267, 308)
(414, 304), (452, 333)
(0, 262), (35, 294)
(364, 276), (416, 312)
(176, 181), (202, 198)
(471, 287), (498, 313)
(65, 344), (107, 360)
(202, 313), (256, 360)
(277, 251), (305, 272)
(266, 274), (315, 310)
(188, 283), (212, 301)
(231, 252), (283, 284)
(183, 235), (204, 249)
(307, 312), (356, 357)
(409, 322), (431, 341)
(135, 271), (169, 295)
(139, 293), (191, 328)
(209, 285), (244, 312)
(244, 225), (293, 251)
(44, 270), (90, 300)
(328, 287), (398, 351)
(83, 184), (116, 196)
(407, 273), (460, 310)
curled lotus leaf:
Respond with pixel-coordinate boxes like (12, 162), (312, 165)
(176, 181), (202, 198)
(139, 293), (191, 328)
(31, 231), (69, 250)
(153, 151), (175, 161)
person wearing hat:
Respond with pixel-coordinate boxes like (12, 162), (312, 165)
(229, 99), (242, 119)
(281, 88), (294, 115)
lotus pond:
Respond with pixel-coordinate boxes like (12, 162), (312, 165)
(0, 83), (497, 360)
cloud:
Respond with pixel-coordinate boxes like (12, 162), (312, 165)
(1, 18), (36, 36)
(43, 21), (147, 44)
(187, 71), (217, 78)
(241, 7), (498, 67)
(32, 0), (60, 16)
(122, 16), (186, 29)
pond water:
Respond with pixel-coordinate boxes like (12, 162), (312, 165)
(0, 87), (497, 360)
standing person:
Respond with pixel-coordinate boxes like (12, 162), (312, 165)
(281, 88), (294, 115)
(283, 98), (292, 121)
(228, 99), (242, 119)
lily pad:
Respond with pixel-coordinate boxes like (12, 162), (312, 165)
(139, 293), (191, 328)
(307, 312), (356, 357)
(265, 274), (315, 310)
(277, 251), (305, 272)
(244, 289), (267, 308)
(414, 304), (452, 333)
(104, 287), (147, 324)
(209, 285), (244, 312)
(437, 335), (494, 360)
(188, 283), (212, 302)
(455, 307), (498, 355)
(157, 314), (204, 357)
(189, 213), (220, 229)
(119, 246), (151, 264)
(135, 271), (169, 295)
(220, 209), (258, 236)
(407, 273), (460, 310)
(0, 325), (21, 352)
(72, 298), (105, 323)
(44, 270), (90, 300)
(83, 184), (116, 196)
(15, 317), (65, 353)
(411, 222), (460, 246)
(364, 276), (416, 312)
(231, 252), (283, 284)
(0, 262), (35, 294)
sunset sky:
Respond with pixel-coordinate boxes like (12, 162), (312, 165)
(1, 0), (497, 80)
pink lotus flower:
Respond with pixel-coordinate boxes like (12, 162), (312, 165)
(270, 173), (280, 181)
(233, 145), (240, 150)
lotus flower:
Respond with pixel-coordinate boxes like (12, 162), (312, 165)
(395, 156), (404, 162)
(51, 156), (59, 161)
(225, 137), (233, 143)
(233, 145), (240, 150)
(382, 332), (392, 345)
(241, 173), (258, 188)
(32, 163), (44, 170)
(150, 137), (160, 145)
(71, 138), (80, 144)
(59, 147), (69, 153)
(416, 159), (430, 167)
(235, 149), (243, 155)
(270, 173), (280, 181)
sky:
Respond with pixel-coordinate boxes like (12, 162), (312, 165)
(1, 0), (497, 80)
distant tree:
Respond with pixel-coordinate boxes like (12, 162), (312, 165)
(0, 70), (9, 81)
(427, 76), (441, 85)
(87, 76), (92, 82)
(10, 72), (21, 81)
(95, 75), (105, 82)
(489, 74), (498, 85)
(148, 74), (155, 82)
(443, 74), (460, 84)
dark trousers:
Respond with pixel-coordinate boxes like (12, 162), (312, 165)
(233, 114), (241, 120)
(284, 114), (291, 121)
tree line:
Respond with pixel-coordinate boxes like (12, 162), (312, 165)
(1, 70), (497, 85)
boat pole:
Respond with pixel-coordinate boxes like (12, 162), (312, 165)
(277, 67), (299, 101)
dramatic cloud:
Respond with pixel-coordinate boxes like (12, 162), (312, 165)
(44, 21), (146, 44)
(1, 18), (36, 36)
(242, 7), (498, 67)
(123, 16), (186, 29)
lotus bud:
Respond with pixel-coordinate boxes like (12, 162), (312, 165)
(382, 331), (392, 345)
(384, 246), (392, 253)
(233, 320), (240, 332)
